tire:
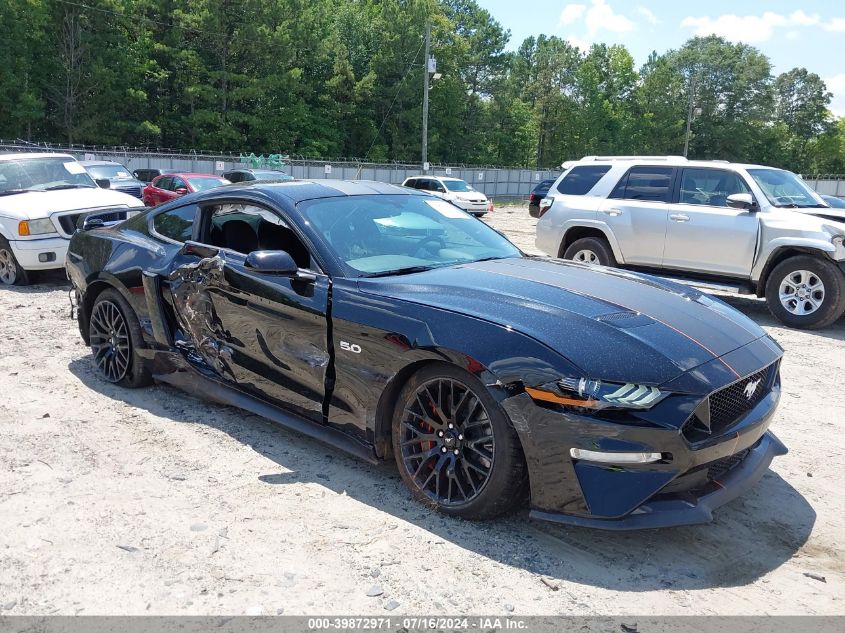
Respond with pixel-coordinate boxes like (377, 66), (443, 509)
(0, 236), (30, 286)
(764, 255), (845, 329)
(392, 364), (528, 520)
(563, 236), (618, 267)
(88, 288), (152, 387)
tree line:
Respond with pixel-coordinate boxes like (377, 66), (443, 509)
(2, 0), (844, 173)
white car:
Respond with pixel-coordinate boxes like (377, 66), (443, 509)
(0, 153), (145, 285)
(401, 176), (491, 216)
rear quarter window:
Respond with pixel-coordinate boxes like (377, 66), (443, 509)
(610, 166), (674, 203)
(556, 165), (612, 195)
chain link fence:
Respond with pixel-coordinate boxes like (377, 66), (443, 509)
(0, 141), (560, 203)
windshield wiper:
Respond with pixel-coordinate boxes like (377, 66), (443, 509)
(43, 184), (95, 191)
(774, 203), (798, 208)
(362, 265), (436, 278)
(0, 189), (34, 197)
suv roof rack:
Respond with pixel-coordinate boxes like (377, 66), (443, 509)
(580, 155), (688, 162)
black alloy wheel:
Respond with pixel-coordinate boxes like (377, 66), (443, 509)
(399, 377), (495, 505)
(89, 298), (132, 383)
(392, 364), (527, 519)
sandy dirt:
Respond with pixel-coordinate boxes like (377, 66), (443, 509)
(0, 205), (843, 615)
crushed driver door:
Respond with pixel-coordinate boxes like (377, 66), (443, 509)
(167, 242), (331, 421)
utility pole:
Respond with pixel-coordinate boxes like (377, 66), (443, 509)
(683, 74), (697, 158)
(421, 21), (431, 171)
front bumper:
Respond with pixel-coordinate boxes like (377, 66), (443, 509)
(453, 200), (488, 215)
(9, 236), (69, 270)
(530, 431), (786, 530)
(501, 348), (786, 529)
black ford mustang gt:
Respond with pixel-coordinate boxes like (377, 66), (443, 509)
(66, 180), (787, 529)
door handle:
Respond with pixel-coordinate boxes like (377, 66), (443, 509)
(602, 208), (622, 216)
(669, 213), (690, 222)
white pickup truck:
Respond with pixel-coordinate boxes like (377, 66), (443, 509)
(0, 153), (145, 285)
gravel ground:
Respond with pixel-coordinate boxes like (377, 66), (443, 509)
(0, 205), (843, 615)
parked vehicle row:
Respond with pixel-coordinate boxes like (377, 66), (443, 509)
(0, 153), (145, 285)
(536, 156), (845, 329)
(66, 179), (786, 529)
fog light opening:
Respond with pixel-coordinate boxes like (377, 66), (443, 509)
(570, 448), (663, 464)
(38, 252), (56, 263)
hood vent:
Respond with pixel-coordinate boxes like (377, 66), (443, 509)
(596, 311), (655, 329)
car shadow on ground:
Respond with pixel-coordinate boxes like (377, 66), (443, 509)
(68, 356), (816, 594)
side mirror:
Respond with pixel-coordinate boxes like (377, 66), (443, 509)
(245, 250), (316, 281)
(727, 193), (758, 211)
(95, 178), (111, 189)
(174, 187), (188, 195)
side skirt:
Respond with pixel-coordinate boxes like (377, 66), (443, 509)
(152, 358), (379, 465)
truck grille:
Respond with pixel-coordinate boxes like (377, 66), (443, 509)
(55, 208), (130, 236)
(683, 363), (777, 442)
(114, 184), (143, 199)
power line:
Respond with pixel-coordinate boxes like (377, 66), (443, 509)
(363, 36), (427, 161)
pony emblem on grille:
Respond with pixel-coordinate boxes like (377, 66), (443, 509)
(744, 379), (761, 401)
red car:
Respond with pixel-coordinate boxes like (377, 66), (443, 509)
(142, 173), (229, 206)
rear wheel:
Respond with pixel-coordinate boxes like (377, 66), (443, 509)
(563, 236), (617, 267)
(764, 255), (845, 329)
(392, 364), (527, 520)
(0, 237), (29, 286)
(88, 288), (152, 387)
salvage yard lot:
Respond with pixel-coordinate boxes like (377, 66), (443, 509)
(0, 205), (843, 615)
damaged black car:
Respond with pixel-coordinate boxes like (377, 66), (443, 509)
(66, 180), (787, 529)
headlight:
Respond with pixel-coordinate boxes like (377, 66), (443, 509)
(18, 219), (58, 236)
(526, 376), (667, 410)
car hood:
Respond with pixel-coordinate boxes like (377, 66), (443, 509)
(358, 257), (768, 385)
(797, 207), (845, 224)
(449, 191), (487, 201)
(0, 188), (143, 220)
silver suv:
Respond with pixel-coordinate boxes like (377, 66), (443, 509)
(535, 156), (845, 329)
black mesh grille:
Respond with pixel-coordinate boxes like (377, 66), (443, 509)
(706, 449), (750, 481)
(684, 364), (776, 441)
(710, 366), (770, 429)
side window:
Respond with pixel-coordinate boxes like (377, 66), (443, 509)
(152, 204), (198, 243)
(680, 168), (750, 207)
(203, 203), (313, 269)
(222, 171), (235, 182)
(404, 178), (416, 189)
(156, 176), (173, 190)
(612, 166), (674, 203)
(432, 180), (446, 192)
(171, 177), (187, 191)
(556, 165), (612, 195)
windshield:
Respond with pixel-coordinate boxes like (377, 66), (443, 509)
(85, 164), (134, 180)
(443, 179), (473, 192)
(187, 176), (228, 191)
(300, 194), (520, 276)
(0, 157), (96, 193)
(748, 168), (824, 208)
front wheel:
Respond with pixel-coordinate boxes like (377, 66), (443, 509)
(563, 236), (617, 267)
(89, 288), (153, 387)
(764, 255), (845, 329)
(392, 364), (527, 520)
(0, 237), (30, 286)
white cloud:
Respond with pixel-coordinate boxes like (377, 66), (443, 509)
(567, 35), (591, 53)
(585, 0), (636, 35)
(789, 10), (820, 26)
(559, 1), (636, 35)
(785, 30), (800, 40)
(822, 17), (845, 32)
(560, 4), (586, 25)
(825, 74), (845, 118)
(681, 12), (788, 43)
(637, 6), (661, 25)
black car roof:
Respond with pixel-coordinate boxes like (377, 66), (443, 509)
(206, 179), (423, 205)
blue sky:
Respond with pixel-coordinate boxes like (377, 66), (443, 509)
(477, 0), (845, 116)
